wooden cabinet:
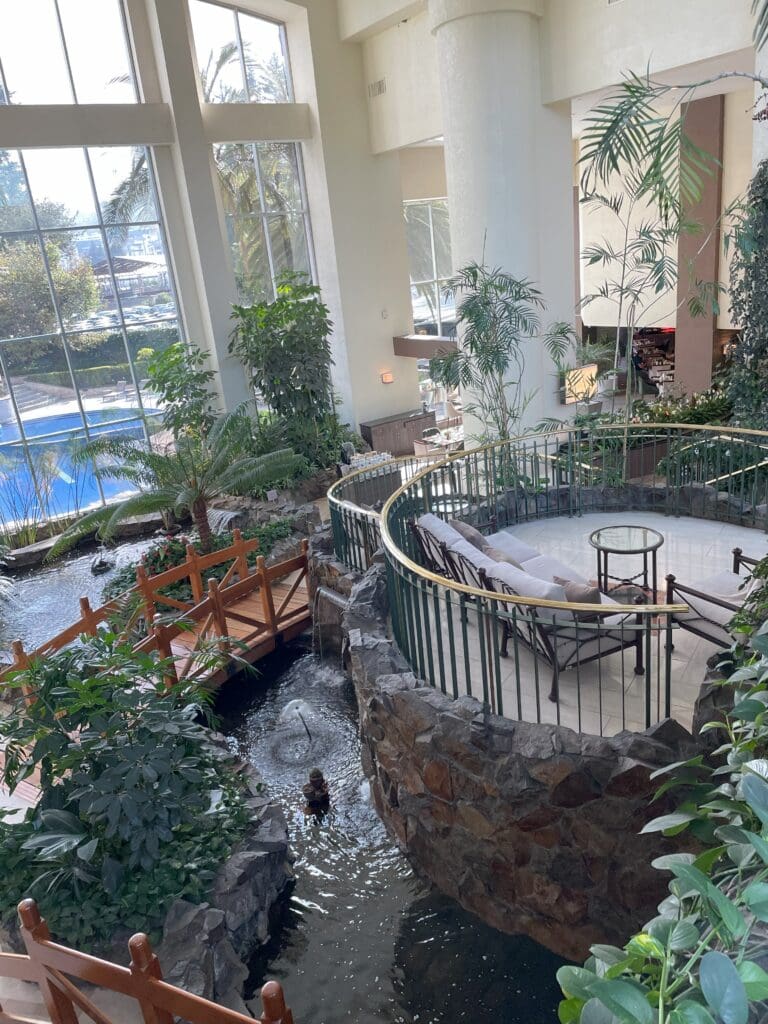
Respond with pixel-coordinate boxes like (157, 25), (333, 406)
(359, 409), (437, 457)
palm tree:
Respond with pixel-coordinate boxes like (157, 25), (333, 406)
(49, 408), (304, 556)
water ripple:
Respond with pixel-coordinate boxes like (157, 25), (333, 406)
(217, 647), (566, 1024)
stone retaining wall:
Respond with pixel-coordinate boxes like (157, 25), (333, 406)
(312, 535), (704, 962)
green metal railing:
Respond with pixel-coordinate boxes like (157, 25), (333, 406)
(329, 423), (768, 736)
(328, 454), (444, 573)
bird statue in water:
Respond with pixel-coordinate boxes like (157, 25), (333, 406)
(90, 547), (114, 575)
(302, 767), (329, 814)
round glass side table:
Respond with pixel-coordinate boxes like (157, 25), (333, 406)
(588, 524), (664, 598)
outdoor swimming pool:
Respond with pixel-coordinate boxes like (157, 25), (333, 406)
(0, 410), (155, 526)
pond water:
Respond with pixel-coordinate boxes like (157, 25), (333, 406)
(0, 537), (155, 651)
(217, 646), (566, 1024)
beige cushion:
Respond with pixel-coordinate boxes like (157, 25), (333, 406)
(486, 561), (567, 605)
(449, 519), (487, 550)
(484, 530), (539, 563)
(448, 539), (499, 585)
(554, 576), (601, 621)
(483, 545), (523, 570)
(417, 513), (464, 549)
(522, 554), (589, 585)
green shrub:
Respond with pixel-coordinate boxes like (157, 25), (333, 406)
(725, 159), (768, 429)
(102, 521), (295, 605)
(556, 627), (768, 1024)
(0, 635), (249, 951)
(229, 272), (364, 468)
(631, 382), (734, 426)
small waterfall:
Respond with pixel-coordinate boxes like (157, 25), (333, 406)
(311, 586), (348, 661)
(208, 508), (242, 535)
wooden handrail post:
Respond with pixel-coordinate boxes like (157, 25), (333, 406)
(233, 528), (250, 581)
(11, 640), (34, 703)
(256, 556), (277, 632)
(11, 639), (29, 671)
(79, 596), (99, 636)
(17, 900), (79, 1024)
(128, 933), (174, 1024)
(136, 565), (157, 623)
(186, 543), (204, 604)
(152, 617), (178, 688)
(259, 981), (294, 1024)
(207, 578), (230, 652)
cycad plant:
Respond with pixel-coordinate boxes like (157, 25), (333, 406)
(49, 408), (304, 556)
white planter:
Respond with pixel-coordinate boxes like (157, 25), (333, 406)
(597, 371), (619, 396)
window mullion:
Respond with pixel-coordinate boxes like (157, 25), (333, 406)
(234, 8), (282, 298)
(427, 204), (441, 334)
(0, 343), (48, 524)
(14, 150), (105, 505)
(81, 148), (151, 446)
(251, 145), (277, 298)
(52, 0), (80, 104)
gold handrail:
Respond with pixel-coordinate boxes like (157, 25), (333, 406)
(375, 424), (755, 615)
(327, 452), (448, 517)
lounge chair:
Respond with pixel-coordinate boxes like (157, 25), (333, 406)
(665, 548), (761, 647)
(410, 513), (645, 702)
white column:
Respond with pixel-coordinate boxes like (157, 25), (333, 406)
(430, 0), (575, 433)
(132, 0), (251, 413)
(286, 0), (421, 429)
(755, 43), (768, 171)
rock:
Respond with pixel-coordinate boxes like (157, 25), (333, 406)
(154, 760), (291, 1007)
(343, 565), (390, 634)
(339, 566), (701, 961)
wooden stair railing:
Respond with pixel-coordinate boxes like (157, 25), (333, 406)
(0, 899), (293, 1024)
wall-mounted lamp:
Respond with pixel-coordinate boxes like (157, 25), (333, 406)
(380, 371), (395, 384)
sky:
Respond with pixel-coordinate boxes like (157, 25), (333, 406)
(0, 0), (286, 222)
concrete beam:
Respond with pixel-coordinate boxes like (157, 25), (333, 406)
(337, 0), (426, 41)
(393, 335), (457, 358)
(202, 102), (312, 143)
(0, 104), (173, 149)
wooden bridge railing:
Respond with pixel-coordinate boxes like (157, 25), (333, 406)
(3, 533), (311, 685)
(0, 899), (293, 1024)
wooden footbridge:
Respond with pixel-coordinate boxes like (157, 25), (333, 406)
(3, 531), (312, 689)
(0, 898), (295, 1024)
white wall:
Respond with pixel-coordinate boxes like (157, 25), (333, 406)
(337, 0), (426, 41)
(361, 11), (443, 153)
(541, 0), (753, 104)
(399, 145), (447, 200)
(281, 0), (421, 428)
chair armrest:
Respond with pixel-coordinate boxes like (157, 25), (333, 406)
(665, 575), (742, 613)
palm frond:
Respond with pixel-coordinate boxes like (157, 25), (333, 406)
(755, 0), (768, 50)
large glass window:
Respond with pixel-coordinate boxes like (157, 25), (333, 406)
(0, 0), (137, 106)
(189, 1), (290, 103)
(0, 146), (180, 527)
(404, 199), (455, 337)
(215, 141), (312, 302)
(190, 2), (314, 303)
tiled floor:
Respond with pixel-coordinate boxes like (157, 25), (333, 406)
(413, 512), (768, 737)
